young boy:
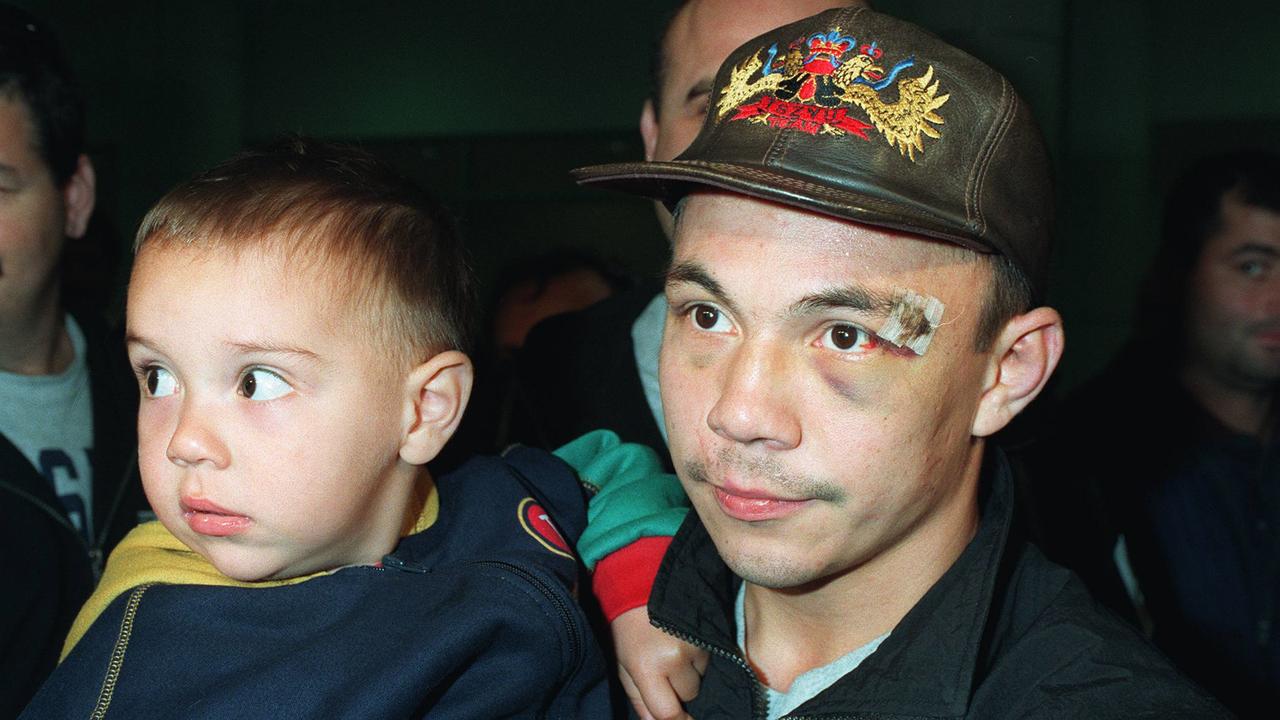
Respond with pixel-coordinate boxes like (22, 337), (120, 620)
(20, 137), (676, 719)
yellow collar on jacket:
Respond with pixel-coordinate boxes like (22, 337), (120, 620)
(62, 479), (439, 660)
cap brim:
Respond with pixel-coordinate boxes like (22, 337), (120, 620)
(572, 159), (994, 255)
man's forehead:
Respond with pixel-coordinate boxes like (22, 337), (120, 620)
(673, 192), (976, 268)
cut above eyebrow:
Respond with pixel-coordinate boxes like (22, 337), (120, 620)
(791, 286), (899, 317)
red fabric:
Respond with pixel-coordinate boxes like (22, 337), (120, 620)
(592, 536), (672, 623)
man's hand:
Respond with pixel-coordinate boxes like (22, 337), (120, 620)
(611, 605), (710, 720)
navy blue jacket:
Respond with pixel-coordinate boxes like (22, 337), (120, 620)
(22, 447), (610, 719)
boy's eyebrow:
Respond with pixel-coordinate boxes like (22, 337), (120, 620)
(666, 261), (740, 318)
(124, 331), (161, 349)
(226, 340), (321, 360)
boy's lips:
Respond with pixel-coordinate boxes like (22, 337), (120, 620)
(180, 496), (252, 537)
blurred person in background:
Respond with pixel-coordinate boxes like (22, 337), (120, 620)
(1033, 149), (1280, 717)
(517, 0), (867, 469)
(0, 5), (145, 714)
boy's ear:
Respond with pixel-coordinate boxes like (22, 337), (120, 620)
(971, 307), (1064, 438)
(62, 154), (96, 239)
(399, 350), (473, 465)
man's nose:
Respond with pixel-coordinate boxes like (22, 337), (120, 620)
(166, 397), (231, 469)
(706, 341), (801, 450)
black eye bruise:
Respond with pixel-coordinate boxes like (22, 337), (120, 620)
(695, 306), (719, 329)
(145, 369), (158, 395)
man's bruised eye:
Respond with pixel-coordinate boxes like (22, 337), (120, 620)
(239, 368), (292, 401)
(690, 304), (733, 333)
(144, 367), (177, 398)
(820, 324), (879, 353)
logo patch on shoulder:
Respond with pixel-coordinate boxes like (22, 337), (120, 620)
(517, 497), (573, 559)
(717, 26), (949, 160)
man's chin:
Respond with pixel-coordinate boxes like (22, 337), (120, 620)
(701, 523), (823, 590)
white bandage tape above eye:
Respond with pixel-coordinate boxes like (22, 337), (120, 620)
(878, 290), (945, 355)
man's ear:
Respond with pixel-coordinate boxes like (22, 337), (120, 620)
(399, 350), (473, 465)
(62, 154), (96, 239)
(972, 307), (1064, 437)
(640, 99), (659, 162)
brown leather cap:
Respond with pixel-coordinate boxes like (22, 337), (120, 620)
(573, 6), (1053, 298)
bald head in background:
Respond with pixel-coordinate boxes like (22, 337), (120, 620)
(640, 0), (868, 239)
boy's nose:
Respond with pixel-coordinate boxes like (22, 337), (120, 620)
(167, 401), (231, 469)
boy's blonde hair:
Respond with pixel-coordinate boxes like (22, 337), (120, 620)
(135, 136), (474, 364)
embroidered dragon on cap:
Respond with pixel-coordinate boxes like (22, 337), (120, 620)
(717, 27), (949, 160)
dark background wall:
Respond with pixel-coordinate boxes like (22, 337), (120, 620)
(17, 0), (1279, 391)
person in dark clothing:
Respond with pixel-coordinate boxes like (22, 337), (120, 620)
(573, 6), (1228, 717)
(0, 6), (146, 715)
(1033, 150), (1280, 717)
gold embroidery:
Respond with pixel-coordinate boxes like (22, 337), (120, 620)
(842, 65), (949, 161)
(717, 32), (950, 161)
(715, 50), (784, 120)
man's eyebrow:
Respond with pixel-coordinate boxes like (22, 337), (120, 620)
(666, 261), (739, 315)
(1228, 242), (1280, 259)
(791, 285), (899, 318)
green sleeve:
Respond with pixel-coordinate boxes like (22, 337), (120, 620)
(553, 429), (690, 570)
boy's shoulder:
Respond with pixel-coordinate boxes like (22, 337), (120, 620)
(24, 450), (607, 720)
(388, 447), (589, 590)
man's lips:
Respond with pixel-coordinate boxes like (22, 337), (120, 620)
(180, 497), (252, 537)
(710, 482), (811, 522)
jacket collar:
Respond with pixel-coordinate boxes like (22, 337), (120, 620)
(649, 448), (1017, 718)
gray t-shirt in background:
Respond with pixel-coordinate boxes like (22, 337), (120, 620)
(0, 314), (95, 541)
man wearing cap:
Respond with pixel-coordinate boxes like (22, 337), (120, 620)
(576, 6), (1226, 717)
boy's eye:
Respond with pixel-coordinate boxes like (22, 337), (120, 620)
(144, 367), (177, 397)
(689, 304), (733, 334)
(819, 324), (879, 353)
(239, 368), (292, 401)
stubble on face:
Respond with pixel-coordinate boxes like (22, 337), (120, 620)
(685, 446), (847, 503)
(1185, 194), (1280, 392)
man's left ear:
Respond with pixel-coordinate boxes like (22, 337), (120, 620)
(399, 350), (474, 465)
(971, 307), (1064, 437)
(62, 154), (96, 239)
